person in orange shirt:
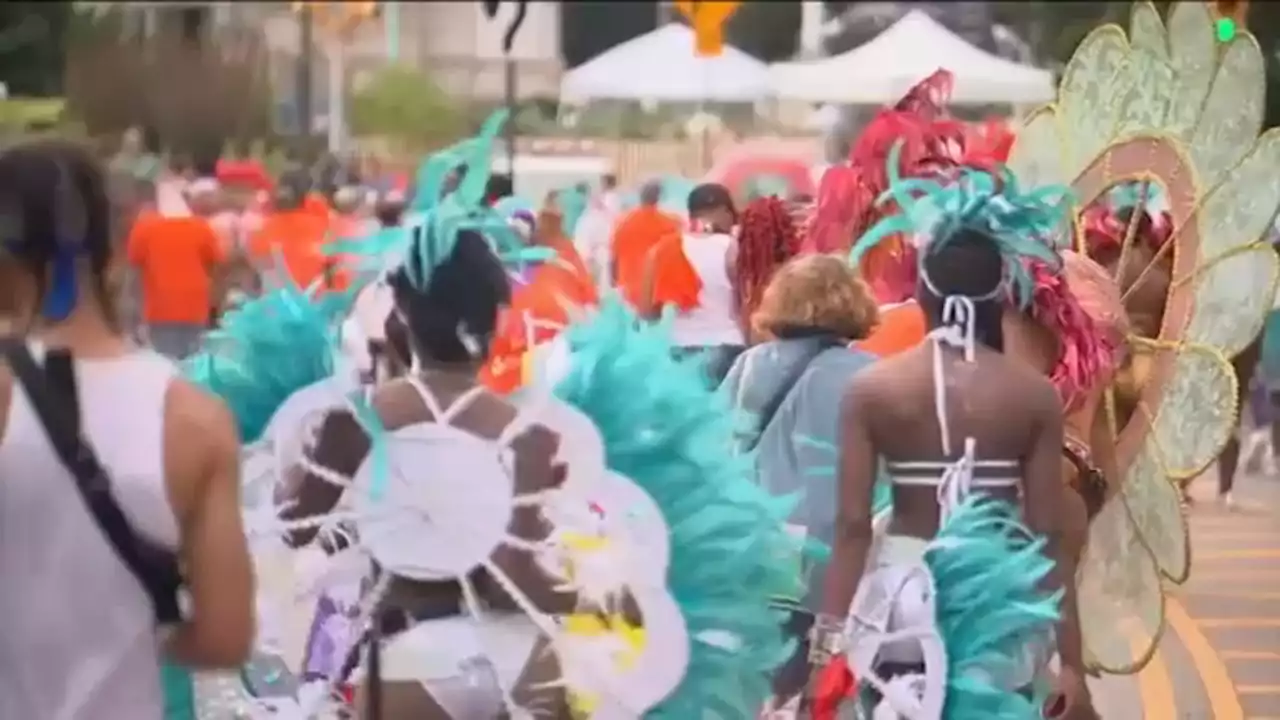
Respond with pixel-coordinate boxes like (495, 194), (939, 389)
(643, 183), (745, 384)
(482, 197), (598, 394)
(611, 181), (680, 308)
(127, 195), (226, 358)
(248, 185), (340, 292)
(854, 299), (926, 358)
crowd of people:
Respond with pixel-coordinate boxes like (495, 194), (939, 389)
(2, 6), (1278, 720)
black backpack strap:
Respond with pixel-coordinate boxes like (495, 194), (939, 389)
(744, 336), (842, 453)
(3, 341), (184, 623)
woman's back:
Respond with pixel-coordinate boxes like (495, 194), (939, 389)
(859, 343), (1058, 539)
(0, 348), (178, 720)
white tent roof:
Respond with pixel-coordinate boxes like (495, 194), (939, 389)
(560, 24), (770, 103)
(769, 10), (1054, 105)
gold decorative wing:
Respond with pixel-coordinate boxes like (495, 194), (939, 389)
(1008, 1), (1279, 675)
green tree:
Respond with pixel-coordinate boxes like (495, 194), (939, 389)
(63, 10), (272, 157)
(349, 65), (464, 153)
(0, 2), (74, 96)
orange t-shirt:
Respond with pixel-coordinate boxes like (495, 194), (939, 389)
(249, 210), (339, 291)
(857, 300), (926, 357)
(127, 211), (225, 325)
(303, 193), (332, 221)
(611, 206), (681, 308)
(481, 238), (599, 394)
(645, 233), (701, 314)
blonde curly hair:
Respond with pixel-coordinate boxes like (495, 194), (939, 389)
(752, 254), (879, 341)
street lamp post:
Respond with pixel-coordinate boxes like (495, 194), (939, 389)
(483, 0), (528, 193)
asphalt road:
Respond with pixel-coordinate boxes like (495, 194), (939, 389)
(1086, 470), (1280, 720)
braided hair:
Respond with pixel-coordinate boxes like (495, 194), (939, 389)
(734, 196), (800, 321)
(386, 229), (511, 364)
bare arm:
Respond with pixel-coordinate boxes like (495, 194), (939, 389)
(277, 409), (370, 548)
(1021, 381), (1084, 672)
(165, 382), (255, 668)
(817, 376), (879, 618)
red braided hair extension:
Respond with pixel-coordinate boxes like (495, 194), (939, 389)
(1080, 201), (1173, 265)
(735, 196), (801, 320)
(1025, 251), (1128, 411)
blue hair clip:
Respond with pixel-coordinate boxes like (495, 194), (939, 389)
(41, 249), (78, 321)
(850, 142), (1072, 309)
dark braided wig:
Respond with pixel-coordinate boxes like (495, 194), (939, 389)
(734, 196), (800, 321)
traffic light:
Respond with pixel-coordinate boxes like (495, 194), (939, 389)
(292, 1), (379, 35)
(1212, 0), (1248, 42)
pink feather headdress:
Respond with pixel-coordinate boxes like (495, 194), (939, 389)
(808, 69), (1010, 303)
(1027, 250), (1129, 411)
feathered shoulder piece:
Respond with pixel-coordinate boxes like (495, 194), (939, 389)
(852, 143), (1071, 309)
(553, 297), (800, 718)
(809, 69), (968, 254)
(1027, 251), (1126, 410)
(182, 281), (352, 443)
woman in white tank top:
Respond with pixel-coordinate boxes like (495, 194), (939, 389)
(644, 183), (745, 384)
(0, 140), (253, 720)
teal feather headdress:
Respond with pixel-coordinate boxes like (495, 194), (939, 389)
(181, 281), (353, 443)
(325, 110), (552, 292)
(850, 143), (1071, 309)
(553, 297), (799, 718)
(925, 495), (1061, 718)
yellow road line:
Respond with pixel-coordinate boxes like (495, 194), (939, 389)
(1181, 590), (1280, 600)
(1199, 549), (1280, 559)
(1166, 599), (1244, 720)
(1220, 650), (1280, 660)
(1186, 571), (1280, 583)
(1238, 685), (1280, 695)
(1196, 618), (1280, 628)
(1196, 549), (1280, 560)
(1136, 642), (1176, 720)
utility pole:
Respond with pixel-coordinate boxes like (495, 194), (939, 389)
(296, 4), (315, 159)
(484, 1), (528, 193)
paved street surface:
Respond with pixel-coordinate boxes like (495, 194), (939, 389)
(1087, 470), (1280, 719)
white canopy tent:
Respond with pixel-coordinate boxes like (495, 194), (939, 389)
(769, 10), (1054, 105)
(560, 24), (771, 103)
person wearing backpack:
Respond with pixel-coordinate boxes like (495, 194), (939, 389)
(0, 140), (254, 719)
(718, 255), (881, 713)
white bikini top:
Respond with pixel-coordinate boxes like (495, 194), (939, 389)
(887, 295), (1019, 522)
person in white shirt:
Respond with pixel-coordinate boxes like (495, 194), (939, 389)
(0, 139), (253, 720)
(643, 183), (745, 384)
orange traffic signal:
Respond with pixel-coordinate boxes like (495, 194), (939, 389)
(673, 1), (742, 57)
(292, 1), (378, 35)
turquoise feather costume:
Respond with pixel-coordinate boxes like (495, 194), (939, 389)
(830, 144), (1068, 719)
(552, 298), (801, 717)
(180, 111), (801, 717)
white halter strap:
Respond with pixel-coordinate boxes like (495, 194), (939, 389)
(924, 294), (984, 524)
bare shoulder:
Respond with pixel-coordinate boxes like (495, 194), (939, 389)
(164, 377), (240, 523)
(995, 354), (1062, 424)
(843, 348), (918, 404)
(166, 378), (238, 447)
(368, 378), (432, 431)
